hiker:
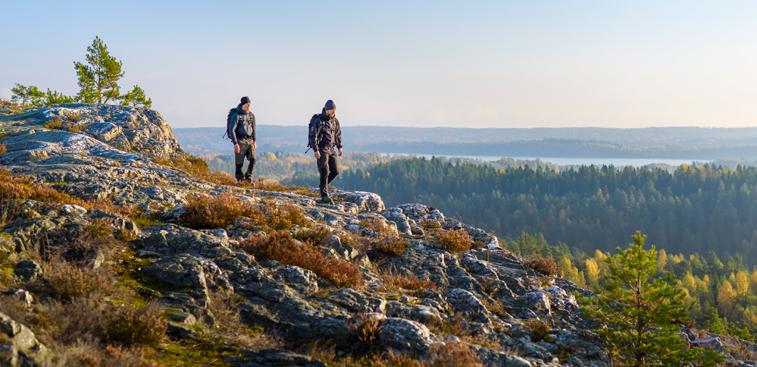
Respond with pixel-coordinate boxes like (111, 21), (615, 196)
(226, 96), (256, 182)
(308, 99), (342, 204)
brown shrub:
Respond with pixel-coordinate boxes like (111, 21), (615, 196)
(0, 143), (6, 156)
(44, 118), (63, 129)
(434, 229), (473, 253)
(240, 231), (361, 287)
(369, 236), (409, 257)
(180, 192), (257, 229)
(359, 217), (396, 237)
(264, 201), (311, 230)
(420, 219), (442, 229)
(429, 340), (483, 367)
(32, 261), (113, 302)
(526, 318), (551, 342)
(293, 225), (332, 246)
(525, 256), (559, 276)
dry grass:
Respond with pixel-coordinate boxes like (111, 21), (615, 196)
(205, 289), (282, 351)
(29, 260), (114, 302)
(44, 118), (64, 129)
(429, 341), (483, 367)
(526, 318), (551, 342)
(381, 272), (436, 292)
(353, 314), (382, 345)
(240, 231), (361, 287)
(293, 225), (333, 246)
(0, 169), (134, 217)
(434, 229), (473, 253)
(369, 236), (409, 257)
(50, 298), (167, 347)
(181, 193), (312, 231)
(52, 341), (157, 367)
(263, 201), (311, 230)
(420, 219), (442, 229)
(154, 153), (237, 186)
(525, 256), (560, 276)
(359, 217), (396, 237)
(179, 192), (258, 229)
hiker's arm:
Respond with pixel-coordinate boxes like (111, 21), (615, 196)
(335, 119), (342, 149)
(251, 114), (256, 142)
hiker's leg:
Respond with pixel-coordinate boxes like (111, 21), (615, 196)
(317, 152), (330, 198)
(234, 151), (244, 181)
(234, 142), (247, 180)
(327, 154), (339, 184)
(244, 144), (256, 179)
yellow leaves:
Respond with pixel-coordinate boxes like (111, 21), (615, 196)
(559, 256), (586, 288)
(717, 280), (737, 309)
(584, 258), (600, 287)
(657, 249), (668, 271)
(732, 271), (750, 297)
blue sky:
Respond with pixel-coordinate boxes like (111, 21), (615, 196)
(2, 1), (756, 128)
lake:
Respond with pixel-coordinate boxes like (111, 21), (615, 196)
(383, 153), (712, 167)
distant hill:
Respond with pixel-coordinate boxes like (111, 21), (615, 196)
(175, 126), (757, 160)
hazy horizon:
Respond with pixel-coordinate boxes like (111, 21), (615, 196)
(2, 1), (757, 128)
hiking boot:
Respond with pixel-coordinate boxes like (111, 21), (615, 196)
(319, 196), (334, 205)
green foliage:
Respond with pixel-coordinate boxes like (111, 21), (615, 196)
(120, 84), (152, 108)
(10, 83), (45, 105)
(44, 89), (76, 104)
(10, 83), (74, 108)
(581, 232), (724, 366)
(8, 37), (149, 109)
(74, 36), (124, 103)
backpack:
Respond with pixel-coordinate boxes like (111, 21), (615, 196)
(305, 114), (323, 153)
(222, 108), (236, 140)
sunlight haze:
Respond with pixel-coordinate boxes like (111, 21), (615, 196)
(2, 0), (756, 128)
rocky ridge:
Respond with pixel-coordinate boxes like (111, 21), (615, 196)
(0, 104), (753, 366)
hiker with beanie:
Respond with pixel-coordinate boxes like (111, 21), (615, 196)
(226, 96), (256, 182)
(307, 99), (342, 204)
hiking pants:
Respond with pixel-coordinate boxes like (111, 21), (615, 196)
(317, 151), (339, 198)
(234, 138), (256, 179)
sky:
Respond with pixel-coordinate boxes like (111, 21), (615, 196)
(1, 1), (756, 128)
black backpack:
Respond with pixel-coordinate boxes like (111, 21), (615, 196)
(222, 108), (236, 140)
(305, 114), (322, 153)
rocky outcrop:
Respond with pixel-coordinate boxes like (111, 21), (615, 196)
(0, 105), (750, 366)
(0, 312), (50, 366)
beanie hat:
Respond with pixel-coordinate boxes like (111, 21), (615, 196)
(240, 96), (251, 105)
(324, 99), (336, 110)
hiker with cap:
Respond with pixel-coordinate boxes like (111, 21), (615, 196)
(307, 99), (342, 204)
(226, 96), (256, 182)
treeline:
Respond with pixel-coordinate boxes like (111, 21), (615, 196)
(339, 158), (757, 264)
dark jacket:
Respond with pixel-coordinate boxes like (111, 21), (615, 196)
(308, 110), (342, 153)
(227, 104), (256, 144)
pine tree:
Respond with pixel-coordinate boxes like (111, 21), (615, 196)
(120, 84), (152, 108)
(74, 36), (124, 103)
(581, 231), (723, 366)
